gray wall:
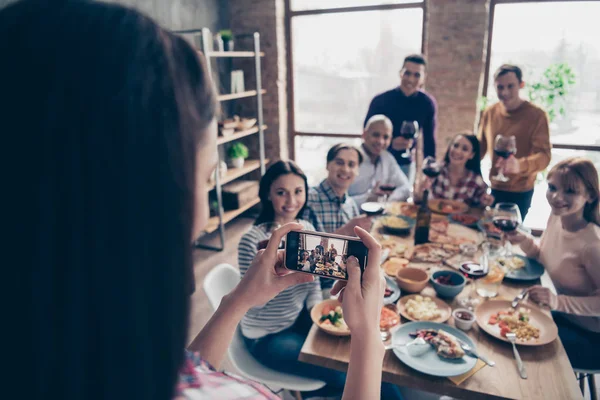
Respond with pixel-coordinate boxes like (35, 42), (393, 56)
(0, 0), (227, 32)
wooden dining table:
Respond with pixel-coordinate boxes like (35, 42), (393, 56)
(299, 204), (583, 400)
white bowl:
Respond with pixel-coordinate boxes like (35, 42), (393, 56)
(453, 308), (476, 331)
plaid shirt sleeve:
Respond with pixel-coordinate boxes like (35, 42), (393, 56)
(430, 168), (488, 206)
(176, 351), (279, 400)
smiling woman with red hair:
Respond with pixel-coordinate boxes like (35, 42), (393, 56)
(508, 157), (600, 370)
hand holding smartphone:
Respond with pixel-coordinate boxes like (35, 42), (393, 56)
(284, 230), (369, 281)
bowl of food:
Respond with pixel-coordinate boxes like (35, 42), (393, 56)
(311, 299), (350, 336)
(430, 270), (466, 299)
(381, 215), (415, 236)
(361, 202), (385, 216)
(396, 267), (429, 293)
(452, 308), (476, 331)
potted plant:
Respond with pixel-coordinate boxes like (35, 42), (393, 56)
(228, 142), (249, 169)
(219, 29), (234, 51)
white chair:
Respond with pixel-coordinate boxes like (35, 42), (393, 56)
(203, 263), (326, 399)
(574, 368), (598, 400)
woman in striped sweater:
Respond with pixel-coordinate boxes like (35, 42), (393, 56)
(239, 160), (346, 397)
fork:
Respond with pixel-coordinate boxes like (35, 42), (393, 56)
(506, 332), (527, 379)
(455, 339), (496, 367)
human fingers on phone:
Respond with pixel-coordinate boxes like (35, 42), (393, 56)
(353, 226), (381, 279)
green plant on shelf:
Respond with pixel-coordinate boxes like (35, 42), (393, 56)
(228, 142), (249, 160)
(219, 29), (233, 42)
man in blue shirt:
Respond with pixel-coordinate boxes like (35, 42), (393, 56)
(364, 54), (437, 183)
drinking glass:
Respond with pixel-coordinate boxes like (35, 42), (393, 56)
(399, 121), (419, 158)
(378, 182), (397, 207)
(457, 258), (489, 310)
(422, 156), (442, 179)
(492, 203), (521, 258)
(492, 135), (516, 182)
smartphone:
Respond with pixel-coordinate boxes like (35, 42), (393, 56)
(284, 230), (368, 281)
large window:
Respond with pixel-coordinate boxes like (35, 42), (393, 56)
(287, 1), (425, 181)
(484, 0), (600, 230)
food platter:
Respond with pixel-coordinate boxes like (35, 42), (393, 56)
(390, 321), (478, 377)
(475, 300), (558, 346)
(384, 276), (401, 305)
(397, 294), (452, 323)
(429, 199), (469, 215)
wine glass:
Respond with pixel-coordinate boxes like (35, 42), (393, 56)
(422, 156), (442, 179)
(378, 182), (396, 207)
(492, 135), (516, 182)
(399, 121), (419, 158)
(492, 202), (522, 258)
(457, 259), (489, 310)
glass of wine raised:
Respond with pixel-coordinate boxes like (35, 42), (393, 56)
(378, 183), (397, 207)
(399, 120), (419, 158)
(492, 135), (516, 182)
(492, 202), (522, 258)
(457, 260), (489, 310)
(422, 156), (442, 179)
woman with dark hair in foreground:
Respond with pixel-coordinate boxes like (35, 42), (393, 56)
(3, 1), (387, 399)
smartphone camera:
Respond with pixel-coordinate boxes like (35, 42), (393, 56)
(284, 230), (368, 281)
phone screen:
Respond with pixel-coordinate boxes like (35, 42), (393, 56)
(285, 230), (368, 280)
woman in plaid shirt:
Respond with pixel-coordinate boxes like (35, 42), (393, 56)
(415, 133), (495, 207)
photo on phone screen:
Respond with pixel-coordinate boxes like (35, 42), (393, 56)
(285, 230), (368, 280)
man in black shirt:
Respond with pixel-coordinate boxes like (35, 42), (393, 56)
(364, 54), (437, 183)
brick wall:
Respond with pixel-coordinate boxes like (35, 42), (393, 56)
(228, 0), (289, 162)
(425, 0), (490, 158)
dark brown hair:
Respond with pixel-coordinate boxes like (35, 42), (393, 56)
(403, 53), (427, 68)
(255, 160), (309, 225)
(494, 64), (523, 83)
(326, 143), (363, 165)
(2, 1), (218, 399)
(443, 132), (483, 177)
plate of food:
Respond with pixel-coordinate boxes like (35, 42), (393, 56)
(475, 299), (557, 346)
(384, 276), (401, 305)
(493, 254), (545, 281)
(448, 213), (480, 229)
(409, 243), (459, 263)
(397, 294), (452, 323)
(380, 215), (415, 236)
(390, 322), (478, 377)
(311, 299), (350, 336)
(380, 304), (402, 333)
(387, 202), (418, 218)
(382, 257), (410, 277)
(428, 199), (469, 215)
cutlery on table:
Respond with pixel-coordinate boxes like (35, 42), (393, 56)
(511, 288), (529, 309)
(384, 342), (408, 350)
(506, 332), (527, 379)
(455, 338), (496, 367)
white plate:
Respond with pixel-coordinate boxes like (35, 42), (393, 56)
(391, 321), (478, 377)
(383, 276), (401, 305)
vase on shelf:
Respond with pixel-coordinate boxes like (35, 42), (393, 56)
(231, 157), (244, 169)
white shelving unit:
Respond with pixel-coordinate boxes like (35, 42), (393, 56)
(193, 28), (267, 251)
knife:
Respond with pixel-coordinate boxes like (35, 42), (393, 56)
(455, 338), (495, 367)
(511, 288), (529, 309)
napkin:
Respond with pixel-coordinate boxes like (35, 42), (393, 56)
(447, 359), (486, 385)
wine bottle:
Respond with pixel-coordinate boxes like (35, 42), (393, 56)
(414, 190), (431, 245)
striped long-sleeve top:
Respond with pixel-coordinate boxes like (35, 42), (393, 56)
(239, 220), (323, 339)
